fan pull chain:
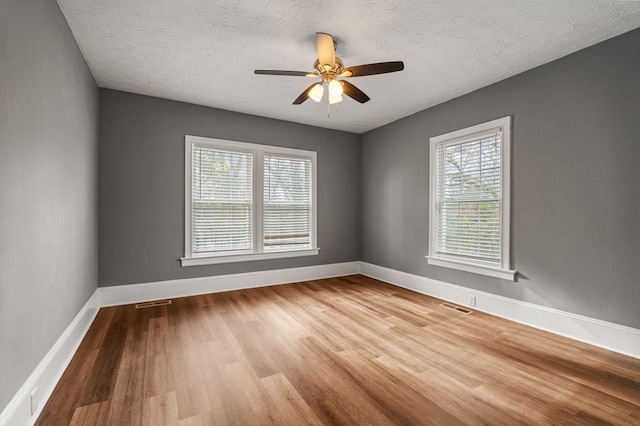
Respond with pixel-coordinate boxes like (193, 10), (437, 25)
(326, 96), (339, 118)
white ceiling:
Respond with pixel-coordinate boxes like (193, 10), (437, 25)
(56, 0), (640, 134)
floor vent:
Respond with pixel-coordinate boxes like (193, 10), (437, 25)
(135, 300), (172, 309)
(440, 302), (473, 315)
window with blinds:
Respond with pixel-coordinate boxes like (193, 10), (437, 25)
(191, 146), (253, 254)
(264, 155), (312, 250)
(183, 136), (317, 266)
(428, 117), (516, 281)
(435, 133), (501, 262)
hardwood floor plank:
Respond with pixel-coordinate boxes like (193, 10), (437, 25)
(373, 356), (527, 426)
(104, 311), (148, 425)
(221, 360), (272, 422)
(260, 373), (324, 426)
(281, 337), (397, 425)
(334, 349), (464, 425)
(169, 300), (212, 420)
(143, 316), (175, 398)
(69, 401), (111, 426)
(36, 275), (640, 425)
(220, 310), (282, 379)
(141, 392), (179, 426)
(190, 341), (230, 424)
(79, 308), (130, 406)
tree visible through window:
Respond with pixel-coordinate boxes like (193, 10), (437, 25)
(439, 136), (501, 261)
(428, 116), (516, 281)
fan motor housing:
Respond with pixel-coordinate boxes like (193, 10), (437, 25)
(313, 57), (344, 81)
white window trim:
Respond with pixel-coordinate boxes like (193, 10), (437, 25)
(181, 248), (320, 266)
(181, 135), (318, 266)
(426, 116), (517, 281)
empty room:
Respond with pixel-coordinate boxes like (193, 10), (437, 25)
(1, 0), (640, 424)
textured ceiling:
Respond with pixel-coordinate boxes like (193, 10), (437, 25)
(56, 0), (640, 134)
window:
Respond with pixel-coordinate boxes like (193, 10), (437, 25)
(263, 154), (312, 250)
(182, 136), (318, 266)
(427, 116), (516, 281)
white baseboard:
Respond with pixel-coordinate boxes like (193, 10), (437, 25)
(97, 261), (361, 307)
(360, 262), (640, 359)
(4, 259), (638, 425)
(0, 292), (100, 426)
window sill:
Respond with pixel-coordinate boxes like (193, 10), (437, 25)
(181, 248), (320, 267)
(426, 256), (517, 281)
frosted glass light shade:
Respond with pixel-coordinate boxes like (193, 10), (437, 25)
(328, 79), (343, 96)
(309, 83), (324, 102)
(329, 93), (343, 104)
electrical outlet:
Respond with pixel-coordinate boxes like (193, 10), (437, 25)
(468, 296), (477, 307)
(30, 388), (38, 416)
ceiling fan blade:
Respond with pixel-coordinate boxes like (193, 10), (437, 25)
(255, 70), (315, 77)
(316, 32), (335, 68)
(293, 83), (319, 105)
(340, 80), (370, 103)
(340, 61), (404, 77)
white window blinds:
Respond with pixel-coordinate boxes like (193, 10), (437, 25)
(191, 146), (252, 254)
(428, 116), (515, 281)
(264, 155), (312, 250)
(434, 131), (502, 263)
(184, 135), (318, 265)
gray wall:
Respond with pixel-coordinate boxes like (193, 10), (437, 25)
(0, 0), (98, 410)
(99, 89), (360, 286)
(362, 29), (640, 329)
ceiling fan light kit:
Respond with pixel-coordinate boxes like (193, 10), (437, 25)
(328, 79), (343, 97)
(308, 83), (324, 102)
(255, 32), (404, 107)
(329, 93), (343, 105)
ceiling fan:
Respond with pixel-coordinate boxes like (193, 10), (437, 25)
(254, 33), (404, 105)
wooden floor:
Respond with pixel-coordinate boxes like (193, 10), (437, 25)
(37, 275), (640, 425)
